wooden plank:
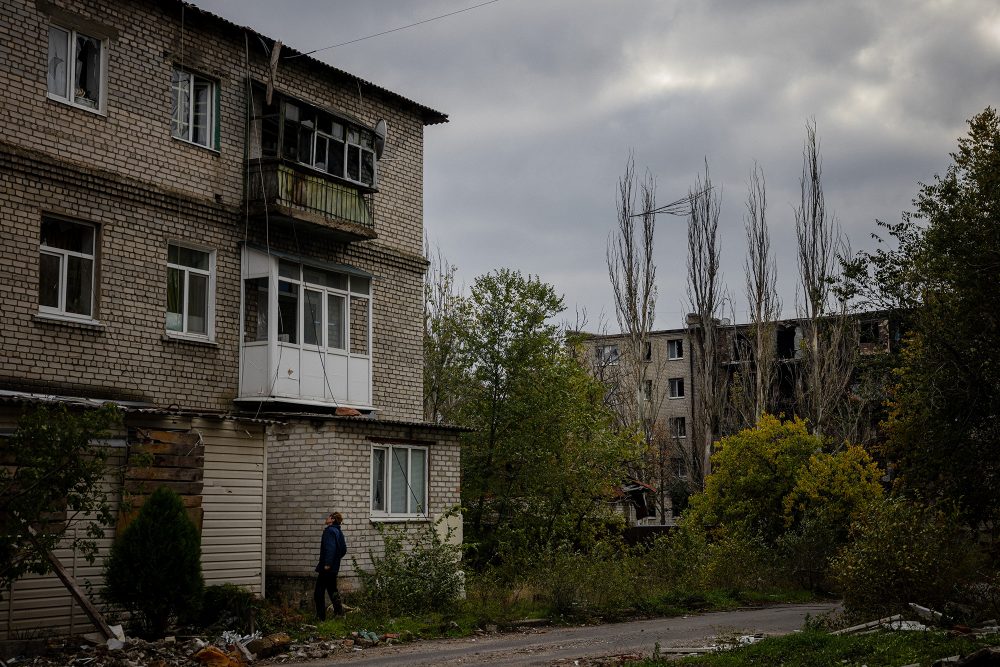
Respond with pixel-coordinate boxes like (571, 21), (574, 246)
(132, 442), (204, 456)
(137, 429), (201, 447)
(28, 528), (113, 640)
(124, 479), (203, 495)
(125, 467), (203, 482)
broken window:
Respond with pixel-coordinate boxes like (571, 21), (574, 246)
(596, 344), (620, 365)
(372, 444), (427, 517)
(48, 24), (103, 111)
(39, 217), (96, 319)
(859, 319), (881, 345)
(257, 93), (379, 188)
(643, 341), (652, 362)
(668, 339), (683, 360)
(171, 68), (217, 149)
(166, 243), (213, 337)
(668, 378), (684, 398)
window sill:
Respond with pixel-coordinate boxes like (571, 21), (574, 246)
(33, 312), (104, 331)
(171, 135), (220, 155)
(162, 334), (219, 348)
(668, 396), (685, 400)
(47, 93), (106, 117)
(369, 515), (430, 524)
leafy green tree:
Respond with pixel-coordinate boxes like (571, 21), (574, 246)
(105, 486), (203, 637)
(456, 269), (636, 562)
(831, 497), (983, 616)
(0, 403), (120, 598)
(686, 414), (819, 541)
(869, 108), (1000, 531)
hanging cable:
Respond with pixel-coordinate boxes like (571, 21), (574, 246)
(287, 0), (502, 58)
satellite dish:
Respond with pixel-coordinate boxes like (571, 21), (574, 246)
(374, 118), (388, 159)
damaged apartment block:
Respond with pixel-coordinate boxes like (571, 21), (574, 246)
(0, 0), (463, 637)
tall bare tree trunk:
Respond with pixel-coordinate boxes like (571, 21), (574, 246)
(686, 161), (726, 486)
(794, 120), (854, 441)
(743, 163), (780, 425)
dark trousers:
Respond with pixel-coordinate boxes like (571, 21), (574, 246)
(314, 568), (343, 620)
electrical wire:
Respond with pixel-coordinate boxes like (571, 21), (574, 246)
(287, 0), (502, 58)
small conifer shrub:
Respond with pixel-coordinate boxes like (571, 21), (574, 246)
(104, 486), (203, 637)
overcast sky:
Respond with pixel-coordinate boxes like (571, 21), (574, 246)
(196, 0), (999, 331)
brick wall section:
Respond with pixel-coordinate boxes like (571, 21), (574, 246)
(265, 418), (462, 600)
(0, 0), (438, 421)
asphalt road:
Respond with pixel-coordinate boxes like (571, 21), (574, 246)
(288, 602), (839, 666)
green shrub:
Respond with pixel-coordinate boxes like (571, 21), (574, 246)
(645, 521), (709, 591)
(702, 527), (778, 594)
(355, 512), (463, 616)
(104, 486), (203, 637)
(830, 497), (984, 618)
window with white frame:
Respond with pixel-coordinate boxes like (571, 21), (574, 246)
(670, 416), (686, 438)
(668, 377), (685, 398)
(39, 217), (96, 319)
(47, 24), (104, 111)
(171, 68), (217, 149)
(262, 259), (370, 351)
(596, 344), (620, 365)
(668, 339), (683, 360)
(642, 379), (653, 402)
(371, 444), (428, 517)
(166, 243), (214, 337)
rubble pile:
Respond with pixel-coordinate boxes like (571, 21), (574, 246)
(1, 628), (407, 666)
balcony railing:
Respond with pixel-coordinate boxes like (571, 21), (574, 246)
(246, 158), (375, 239)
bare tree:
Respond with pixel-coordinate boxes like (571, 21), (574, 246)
(734, 163), (781, 428)
(604, 156), (695, 522)
(423, 240), (464, 423)
(686, 161), (727, 485)
(793, 120), (855, 440)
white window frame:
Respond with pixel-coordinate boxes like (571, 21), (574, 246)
(38, 217), (96, 321)
(171, 68), (218, 150)
(671, 416), (687, 439)
(642, 379), (653, 402)
(370, 444), (429, 520)
(668, 339), (684, 360)
(47, 23), (107, 114)
(166, 242), (215, 340)
(668, 377), (685, 399)
(275, 261), (369, 354)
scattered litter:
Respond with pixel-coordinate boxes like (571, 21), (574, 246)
(908, 603), (944, 623)
(832, 614), (904, 635)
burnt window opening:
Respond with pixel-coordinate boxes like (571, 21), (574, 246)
(859, 319), (882, 345)
(643, 341), (652, 361)
(776, 326), (797, 360)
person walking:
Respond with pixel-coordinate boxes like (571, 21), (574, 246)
(314, 511), (347, 620)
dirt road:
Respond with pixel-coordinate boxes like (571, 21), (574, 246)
(287, 602), (839, 666)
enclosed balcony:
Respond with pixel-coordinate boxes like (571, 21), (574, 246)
(237, 246), (373, 410)
(246, 158), (376, 242)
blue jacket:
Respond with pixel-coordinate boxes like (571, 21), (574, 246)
(316, 524), (347, 573)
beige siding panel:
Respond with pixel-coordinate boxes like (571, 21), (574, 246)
(199, 421), (266, 594)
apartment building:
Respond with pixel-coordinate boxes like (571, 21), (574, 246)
(0, 0), (462, 636)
